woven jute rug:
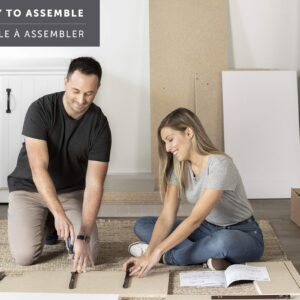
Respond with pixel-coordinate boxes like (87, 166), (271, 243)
(0, 219), (288, 299)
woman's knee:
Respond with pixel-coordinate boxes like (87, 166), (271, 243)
(212, 230), (263, 262)
(212, 230), (235, 251)
(133, 216), (157, 241)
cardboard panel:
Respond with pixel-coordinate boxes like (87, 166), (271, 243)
(248, 261), (300, 294)
(0, 271), (169, 298)
(0, 293), (119, 300)
(150, 0), (228, 186)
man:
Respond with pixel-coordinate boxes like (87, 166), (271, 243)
(7, 57), (111, 272)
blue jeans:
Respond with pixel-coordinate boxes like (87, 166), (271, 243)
(134, 216), (264, 266)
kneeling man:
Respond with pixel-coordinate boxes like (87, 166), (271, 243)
(7, 57), (111, 272)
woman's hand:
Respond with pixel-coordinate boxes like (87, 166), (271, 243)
(123, 248), (163, 278)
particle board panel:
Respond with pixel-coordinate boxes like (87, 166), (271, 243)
(0, 293), (119, 300)
(248, 261), (300, 294)
(150, 0), (228, 186)
(0, 271), (169, 298)
(195, 71), (224, 150)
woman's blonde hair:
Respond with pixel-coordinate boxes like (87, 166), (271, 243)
(157, 107), (223, 199)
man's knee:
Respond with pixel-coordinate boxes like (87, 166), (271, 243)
(13, 251), (35, 266)
(12, 246), (41, 266)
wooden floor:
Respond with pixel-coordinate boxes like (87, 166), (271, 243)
(1, 199), (300, 272)
(250, 199), (300, 272)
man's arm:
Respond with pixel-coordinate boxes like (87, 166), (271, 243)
(72, 160), (108, 272)
(81, 160), (108, 236)
(25, 137), (75, 241)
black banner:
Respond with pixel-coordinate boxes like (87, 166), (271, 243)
(0, 0), (100, 46)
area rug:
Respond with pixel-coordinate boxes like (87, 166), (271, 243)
(0, 219), (288, 299)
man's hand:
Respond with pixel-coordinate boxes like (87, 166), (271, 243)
(54, 212), (75, 242)
(72, 239), (94, 273)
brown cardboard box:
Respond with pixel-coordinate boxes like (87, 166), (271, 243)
(291, 188), (300, 227)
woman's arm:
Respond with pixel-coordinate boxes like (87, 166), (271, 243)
(130, 188), (223, 277)
(155, 189), (223, 255)
(144, 184), (180, 256)
(123, 183), (179, 271)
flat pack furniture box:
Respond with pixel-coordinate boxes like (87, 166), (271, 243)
(291, 188), (300, 228)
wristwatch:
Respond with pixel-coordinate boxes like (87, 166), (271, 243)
(76, 234), (90, 243)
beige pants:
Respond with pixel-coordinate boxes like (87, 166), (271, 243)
(8, 190), (99, 266)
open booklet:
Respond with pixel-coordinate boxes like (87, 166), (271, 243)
(180, 264), (270, 288)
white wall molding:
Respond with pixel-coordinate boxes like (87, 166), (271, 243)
(0, 58), (69, 75)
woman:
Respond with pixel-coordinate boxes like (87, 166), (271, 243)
(123, 108), (264, 277)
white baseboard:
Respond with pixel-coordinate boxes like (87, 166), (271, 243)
(0, 189), (9, 203)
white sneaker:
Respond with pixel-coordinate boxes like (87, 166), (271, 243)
(128, 242), (148, 257)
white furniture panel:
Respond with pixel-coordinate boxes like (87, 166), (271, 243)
(222, 71), (300, 198)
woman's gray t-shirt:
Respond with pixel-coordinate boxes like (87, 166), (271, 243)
(169, 154), (253, 226)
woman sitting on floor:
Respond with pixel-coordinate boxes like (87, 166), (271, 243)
(123, 107), (264, 277)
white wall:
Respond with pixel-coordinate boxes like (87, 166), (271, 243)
(0, 0), (151, 174)
(229, 0), (300, 70)
(1, 0), (300, 176)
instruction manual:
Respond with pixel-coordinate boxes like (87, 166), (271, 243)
(180, 265), (270, 288)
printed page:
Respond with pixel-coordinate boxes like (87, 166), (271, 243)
(180, 271), (226, 287)
(225, 265), (270, 287)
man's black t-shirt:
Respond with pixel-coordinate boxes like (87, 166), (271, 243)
(7, 91), (112, 194)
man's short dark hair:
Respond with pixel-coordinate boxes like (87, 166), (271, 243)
(67, 57), (102, 84)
